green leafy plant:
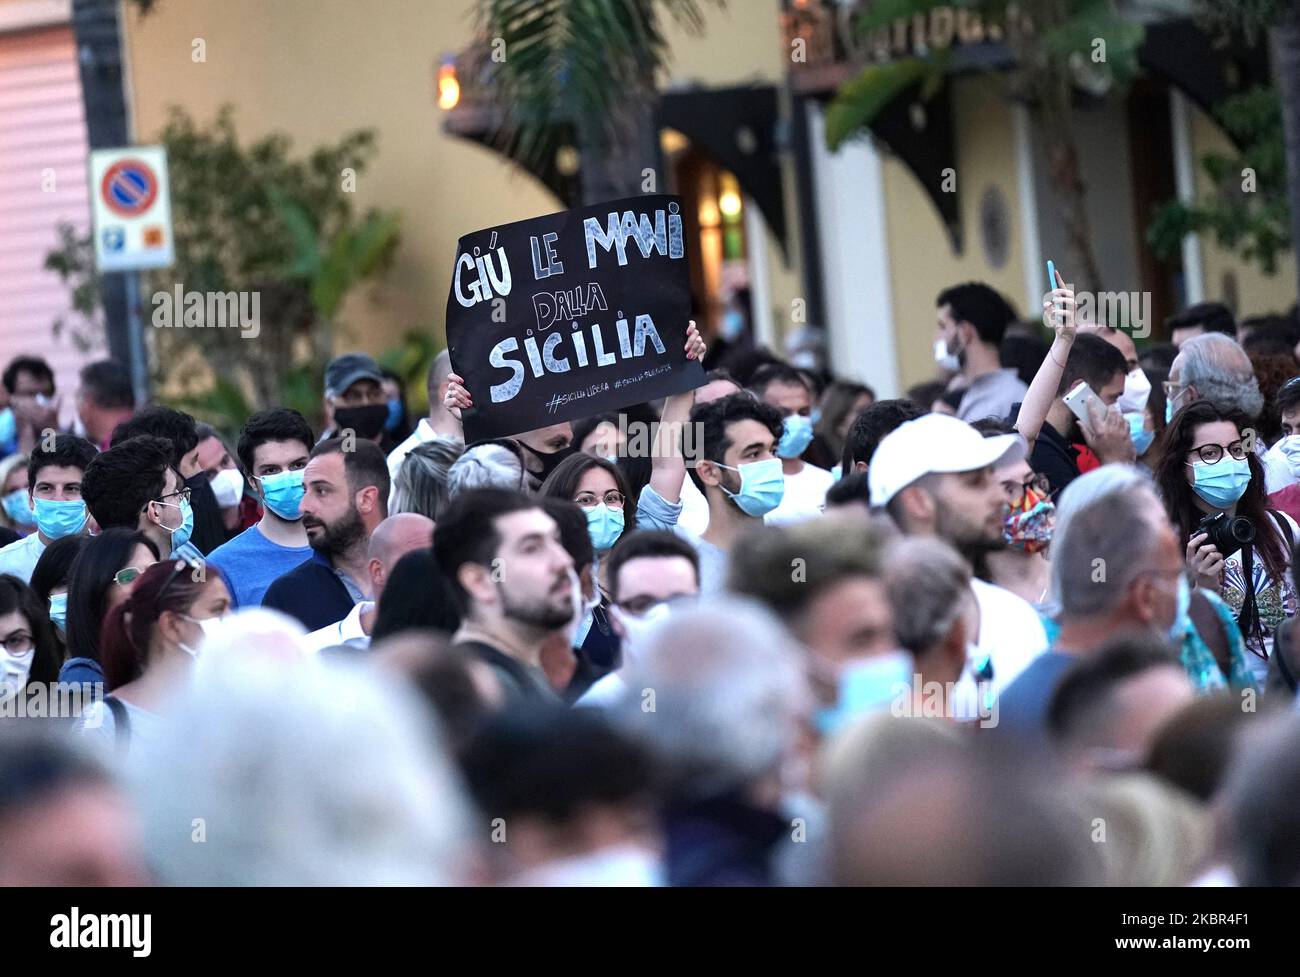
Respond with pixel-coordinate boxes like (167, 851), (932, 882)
(1194, 0), (1300, 296)
(45, 106), (401, 424)
(475, 0), (722, 202)
(43, 224), (103, 353)
(826, 0), (1147, 293)
(1148, 87), (1290, 274)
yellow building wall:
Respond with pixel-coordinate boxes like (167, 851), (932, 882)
(660, 2), (803, 349)
(883, 75), (1026, 391)
(1190, 102), (1297, 317)
(122, 0), (803, 364)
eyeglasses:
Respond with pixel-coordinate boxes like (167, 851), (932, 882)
(574, 490), (625, 509)
(1187, 440), (1248, 465)
(1162, 380), (1186, 401)
(157, 487), (192, 505)
(114, 566), (145, 587)
(1007, 473), (1051, 506)
(0, 630), (32, 655)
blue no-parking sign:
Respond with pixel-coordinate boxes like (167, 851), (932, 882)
(89, 146), (174, 272)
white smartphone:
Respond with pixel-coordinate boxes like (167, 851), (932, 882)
(1063, 380), (1105, 426)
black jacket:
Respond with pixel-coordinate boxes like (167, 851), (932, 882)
(261, 551), (357, 632)
(1027, 420), (1082, 497)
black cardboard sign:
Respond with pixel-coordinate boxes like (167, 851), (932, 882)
(445, 194), (704, 441)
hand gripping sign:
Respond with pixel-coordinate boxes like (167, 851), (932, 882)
(445, 194), (704, 442)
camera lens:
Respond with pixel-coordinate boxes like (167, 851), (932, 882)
(1228, 517), (1255, 546)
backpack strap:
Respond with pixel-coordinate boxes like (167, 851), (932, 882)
(104, 695), (131, 754)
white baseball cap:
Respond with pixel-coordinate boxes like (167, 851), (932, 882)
(868, 413), (1026, 507)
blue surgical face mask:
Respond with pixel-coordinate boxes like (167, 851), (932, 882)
(720, 307), (745, 342)
(810, 406), (823, 428)
(1126, 412), (1154, 456)
(584, 503), (625, 552)
(32, 498), (87, 540)
(776, 414), (814, 460)
(0, 408), (15, 452)
(1168, 575), (1191, 643)
(48, 592), (67, 635)
(155, 497), (194, 551)
(384, 398), (403, 432)
(2, 489), (34, 527)
(815, 651), (914, 735)
(257, 469), (306, 521)
(1189, 456), (1252, 509)
(716, 457), (785, 517)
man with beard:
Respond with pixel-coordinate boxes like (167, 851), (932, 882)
(870, 413), (1047, 718)
(677, 393), (785, 593)
(318, 353), (394, 450)
(1024, 333), (1133, 494)
(261, 438), (389, 631)
(433, 488), (576, 704)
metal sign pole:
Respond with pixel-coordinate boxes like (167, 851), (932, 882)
(123, 271), (149, 407)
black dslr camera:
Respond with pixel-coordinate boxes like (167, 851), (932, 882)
(1196, 511), (1255, 553)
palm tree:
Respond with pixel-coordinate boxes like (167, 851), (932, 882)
(475, 0), (723, 204)
(825, 0), (1146, 295)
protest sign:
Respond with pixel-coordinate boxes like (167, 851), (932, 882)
(444, 194), (704, 442)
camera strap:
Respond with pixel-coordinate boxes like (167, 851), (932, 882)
(1237, 542), (1266, 657)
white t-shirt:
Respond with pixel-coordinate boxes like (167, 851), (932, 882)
(765, 462), (834, 525)
(0, 532), (45, 584)
(386, 418), (454, 478)
(576, 671), (627, 708)
(951, 578), (1049, 720)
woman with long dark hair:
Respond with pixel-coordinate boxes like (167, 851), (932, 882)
(29, 535), (86, 653)
(1153, 400), (1297, 682)
(76, 558), (230, 752)
(59, 528), (161, 687)
(540, 453), (639, 574)
(0, 573), (61, 705)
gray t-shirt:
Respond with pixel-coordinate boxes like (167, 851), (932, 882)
(676, 532), (729, 595)
(957, 368), (1028, 423)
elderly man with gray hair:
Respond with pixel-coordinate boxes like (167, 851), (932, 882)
(614, 598), (813, 886)
(884, 536), (974, 691)
(133, 645), (470, 884)
(997, 465), (1186, 738)
(1166, 334), (1292, 491)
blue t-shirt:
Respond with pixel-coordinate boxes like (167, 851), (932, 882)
(206, 523), (313, 609)
(995, 650), (1077, 739)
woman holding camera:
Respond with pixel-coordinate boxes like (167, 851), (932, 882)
(1155, 400), (1297, 684)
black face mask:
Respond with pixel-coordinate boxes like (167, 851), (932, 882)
(518, 440), (576, 486)
(333, 404), (389, 440)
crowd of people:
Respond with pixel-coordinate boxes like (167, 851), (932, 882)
(5, 284), (1300, 887)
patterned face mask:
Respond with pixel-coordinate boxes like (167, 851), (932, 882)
(1002, 485), (1055, 554)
